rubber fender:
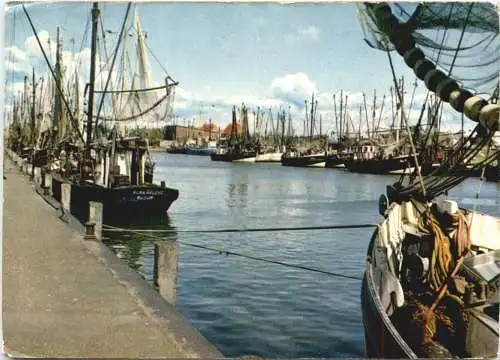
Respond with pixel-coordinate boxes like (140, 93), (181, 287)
(380, 270), (405, 313)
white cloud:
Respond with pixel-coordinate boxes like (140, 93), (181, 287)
(269, 72), (317, 107)
(286, 25), (321, 43)
(24, 30), (52, 58)
(298, 25), (321, 41)
(4, 45), (27, 62)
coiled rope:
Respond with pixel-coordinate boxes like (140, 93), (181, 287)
(418, 208), (471, 291)
(415, 206), (472, 345)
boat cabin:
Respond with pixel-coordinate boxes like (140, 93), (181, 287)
(90, 136), (155, 187)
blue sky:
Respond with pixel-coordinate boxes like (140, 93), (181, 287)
(3, 1), (495, 134)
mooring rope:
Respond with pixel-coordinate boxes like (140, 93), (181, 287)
(102, 224), (365, 280)
(102, 223), (377, 234)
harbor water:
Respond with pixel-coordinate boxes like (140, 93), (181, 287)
(103, 153), (500, 358)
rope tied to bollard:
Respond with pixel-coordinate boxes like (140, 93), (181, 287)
(103, 224), (366, 281)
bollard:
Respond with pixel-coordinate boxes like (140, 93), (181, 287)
(35, 167), (42, 185)
(154, 241), (179, 307)
(61, 183), (71, 214)
(31, 164), (36, 182)
(88, 201), (103, 241)
(84, 221), (97, 241)
(44, 173), (52, 195)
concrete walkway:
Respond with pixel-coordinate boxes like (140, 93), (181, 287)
(3, 156), (223, 358)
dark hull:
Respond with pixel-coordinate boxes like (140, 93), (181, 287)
(325, 155), (345, 168)
(167, 148), (186, 154)
(210, 152), (257, 162)
(485, 164), (500, 182)
(51, 175), (179, 225)
(345, 156), (416, 175)
(185, 147), (216, 156)
(281, 154), (326, 167)
(420, 163), (484, 178)
(361, 267), (417, 358)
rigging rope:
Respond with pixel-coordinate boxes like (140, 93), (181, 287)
(103, 224), (364, 281)
(96, 93), (169, 122)
(94, 84), (170, 94)
(22, 5), (85, 146)
(94, 3), (132, 127)
(387, 51), (427, 198)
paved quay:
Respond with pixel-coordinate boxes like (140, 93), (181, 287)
(3, 155), (223, 358)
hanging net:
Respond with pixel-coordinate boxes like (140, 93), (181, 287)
(357, 2), (499, 97)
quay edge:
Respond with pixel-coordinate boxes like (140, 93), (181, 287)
(3, 150), (224, 358)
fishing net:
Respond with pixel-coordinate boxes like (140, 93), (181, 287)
(391, 290), (470, 357)
(358, 2), (499, 96)
(391, 206), (473, 357)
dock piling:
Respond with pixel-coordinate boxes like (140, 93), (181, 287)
(154, 241), (179, 306)
(88, 201), (103, 241)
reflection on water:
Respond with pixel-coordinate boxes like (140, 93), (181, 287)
(226, 167), (249, 210)
(103, 154), (500, 357)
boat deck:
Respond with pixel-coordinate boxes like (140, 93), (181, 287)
(2, 156), (222, 358)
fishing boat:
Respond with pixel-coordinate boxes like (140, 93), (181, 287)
(255, 150), (283, 163)
(281, 152), (326, 168)
(281, 93), (326, 168)
(345, 154), (418, 175)
(25, 3), (179, 224)
(210, 105), (258, 162)
(358, 2), (499, 358)
(185, 142), (217, 156)
(255, 108), (291, 163)
(167, 145), (187, 154)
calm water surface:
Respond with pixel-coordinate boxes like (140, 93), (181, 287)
(103, 153), (500, 358)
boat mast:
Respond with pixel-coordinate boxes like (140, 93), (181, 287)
(53, 27), (63, 142)
(85, 2), (100, 157)
(209, 117), (212, 141)
(343, 94), (348, 138)
(31, 68), (36, 147)
(310, 93), (315, 142)
(363, 93), (369, 138)
(398, 76), (405, 145)
(333, 94), (338, 140)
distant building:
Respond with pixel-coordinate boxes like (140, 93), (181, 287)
(164, 125), (220, 143)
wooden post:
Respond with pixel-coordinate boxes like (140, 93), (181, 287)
(154, 241), (179, 307)
(88, 201), (103, 241)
